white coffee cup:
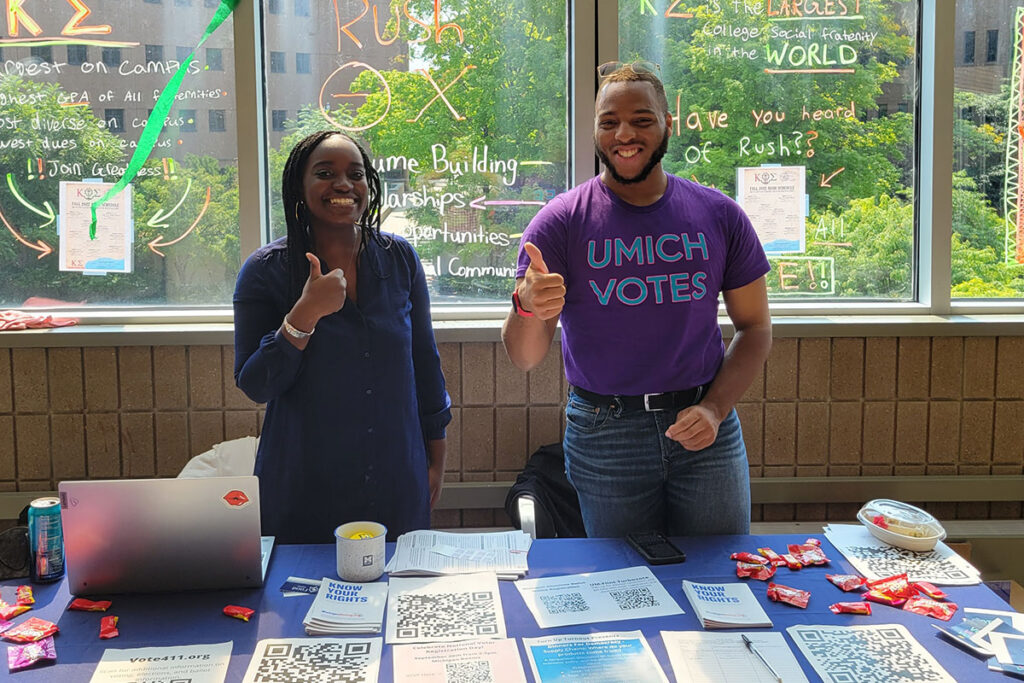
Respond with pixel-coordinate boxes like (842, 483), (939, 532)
(335, 521), (387, 582)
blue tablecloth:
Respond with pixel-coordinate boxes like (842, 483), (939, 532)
(1, 534), (1016, 681)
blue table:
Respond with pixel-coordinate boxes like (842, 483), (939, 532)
(1, 534), (1016, 681)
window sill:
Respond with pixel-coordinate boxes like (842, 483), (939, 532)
(0, 313), (1022, 348)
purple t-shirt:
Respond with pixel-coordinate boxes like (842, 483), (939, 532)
(516, 174), (770, 395)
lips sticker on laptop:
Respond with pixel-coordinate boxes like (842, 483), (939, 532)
(223, 490), (250, 508)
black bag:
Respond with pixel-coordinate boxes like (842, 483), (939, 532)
(504, 443), (586, 539)
(0, 507), (30, 580)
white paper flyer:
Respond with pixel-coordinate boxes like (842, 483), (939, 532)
(90, 641), (231, 683)
(392, 638), (527, 682)
(523, 631), (668, 683)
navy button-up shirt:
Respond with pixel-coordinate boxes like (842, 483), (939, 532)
(233, 234), (451, 544)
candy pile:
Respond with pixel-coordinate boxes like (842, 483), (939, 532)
(823, 572), (958, 621)
(732, 538), (830, 582)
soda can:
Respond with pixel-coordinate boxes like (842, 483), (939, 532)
(27, 497), (64, 583)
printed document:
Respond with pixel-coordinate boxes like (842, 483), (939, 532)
(682, 580), (772, 628)
(662, 631), (808, 682)
(386, 529), (531, 579)
(515, 565), (683, 628)
(392, 638), (527, 682)
(523, 631), (668, 683)
(386, 572), (506, 644)
(90, 642), (230, 683)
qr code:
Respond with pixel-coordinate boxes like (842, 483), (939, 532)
(848, 545), (974, 581)
(540, 592), (590, 614)
(609, 587), (658, 610)
(394, 591), (499, 640)
(444, 659), (494, 683)
(250, 641), (372, 683)
(792, 625), (950, 682)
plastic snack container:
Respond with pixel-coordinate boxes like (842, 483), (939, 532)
(857, 499), (946, 552)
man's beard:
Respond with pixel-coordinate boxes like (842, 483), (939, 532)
(595, 129), (670, 185)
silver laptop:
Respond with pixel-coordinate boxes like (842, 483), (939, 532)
(59, 476), (271, 596)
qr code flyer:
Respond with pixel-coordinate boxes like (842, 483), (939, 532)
(787, 624), (956, 683)
(392, 638), (527, 683)
(241, 637), (382, 683)
(386, 572), (507, 644)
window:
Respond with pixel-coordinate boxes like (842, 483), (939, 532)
(271, 109), (288, 131)
(268, 0), (282, 14)
(878, 103), (889, 117)
(964, 30), (976, 64)
(144, 0), (161, 4)
(29, 46), (52, 63)
(269, 51), (285, 73)
(174, 0), (192, 6)
(103, 108), (125, 133)
(179, 109), (198, 132)
(101, 47), (121, 67)
(986, 29), (998, 63)
(0, 0), (240, 309)
(205, 0), (219, 5)
(898, 102), (909, 113)
(294, 0), (309, 16)
(953, 4), (1024, 300)
(176, 46), (192, 64)
(209, 109), (226, 132)
(206, 47), (223, 71)
(295, 52), (310, 74)
(67, 45), (88, 66)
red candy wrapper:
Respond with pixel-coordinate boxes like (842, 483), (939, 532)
(69, 598), (112, 612)
(863, 589), (907, 607)
(99, 616), (119, 639)
(826, 574), (867, 592)
(804, 538), (822, 547)
(903, 595), (958, 621)
(7, 636), (56, 672)
(736, 561), (776, 581)
(866, 573), (918, 600)
(781, 553), (803, 570)
(830, 601), (872, 615)
(787, 543), (830, 566)
(757, 547), (787, 567)
(15, 586), (34, 606)
(223, 605), (255, 622)
(0, 620), (12, 635)
(0, 603), (30, 620)
(730, 551), (768, 565)
(767, 582), (810, 608)
(2, 617), (58, 643)
(913, 581), (948, 601)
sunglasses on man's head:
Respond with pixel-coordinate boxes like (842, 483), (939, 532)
(597, 60), (661, 79)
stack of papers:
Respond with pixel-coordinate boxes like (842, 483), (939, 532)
(823, 524), (981, 584)
(682, 580), (772, 629)
(302, 578), (388, 635)
(385, 530), (532, 580)
(933, 607), (1024, 677)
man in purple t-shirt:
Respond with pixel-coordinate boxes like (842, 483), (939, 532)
(502, 63), (772, 538)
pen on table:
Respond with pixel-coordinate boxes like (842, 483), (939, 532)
(742, 634), (784, 683)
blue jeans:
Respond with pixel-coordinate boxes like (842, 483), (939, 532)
(563, 391), (750, 538)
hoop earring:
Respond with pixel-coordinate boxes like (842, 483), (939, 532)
(294, 201), (305, 223)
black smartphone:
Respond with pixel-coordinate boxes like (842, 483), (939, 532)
(626, 531), (686, 565)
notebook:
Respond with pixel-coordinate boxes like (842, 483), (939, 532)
(59, 476), (272, 596)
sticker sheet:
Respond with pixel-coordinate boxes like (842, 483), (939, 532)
(241, 638), (381, 683)
(824, 524), (980, 584)
(787, 624), (955, 683)
(386, 572), (506, 644)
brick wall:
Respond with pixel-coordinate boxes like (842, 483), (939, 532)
(2, 336), (1023, 527)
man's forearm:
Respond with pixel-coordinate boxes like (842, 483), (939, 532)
(701, 324), (772, 422)
(501, 311), (555, 371)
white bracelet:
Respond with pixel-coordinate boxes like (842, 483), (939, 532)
(282, 317), (314, 340)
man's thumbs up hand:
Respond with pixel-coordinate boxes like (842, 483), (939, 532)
(516, 242), (565, 321)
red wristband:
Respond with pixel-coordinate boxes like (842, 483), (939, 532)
(512, 290), (534, 317)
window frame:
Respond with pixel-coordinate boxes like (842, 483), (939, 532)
(9, 0), (1023, 328)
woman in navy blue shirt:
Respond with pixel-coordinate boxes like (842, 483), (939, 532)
(233, 131), (451, 544)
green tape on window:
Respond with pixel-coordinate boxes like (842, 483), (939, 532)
(89, 0), (240, 239)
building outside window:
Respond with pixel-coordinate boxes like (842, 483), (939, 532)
(104, 109), (124, 133)
(964, 30), (976, 63)
(180, 109), (198, 132)
(29, 46), (52, 63)
(145, 44), (164, 63)
(209, 109), (226, 132)
(986, 29), (998, 63)
(206, 48), (223, 71)
(295, 52), (310, 74)
(101, 47), (121, 67)
(294, 0), (310, 16)
(67, 45), (88, 66)
(271, 109), (288, 131)
(268, 0), (282, 14)
(269, 51), (285, 73)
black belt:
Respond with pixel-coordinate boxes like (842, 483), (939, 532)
(569, 383), (707, 413)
